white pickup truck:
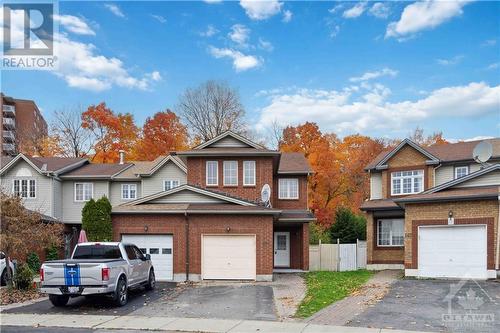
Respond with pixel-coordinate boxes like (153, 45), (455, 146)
(40, 242), (155, 307)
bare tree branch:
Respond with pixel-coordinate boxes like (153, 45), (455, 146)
(52, 106), (93, 158)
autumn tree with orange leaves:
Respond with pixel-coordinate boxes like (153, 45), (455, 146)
(82, 103), (139, 163)
(134, 110), (188, 161)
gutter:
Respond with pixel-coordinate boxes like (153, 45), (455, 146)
(496, 190), (500, 273)
(394, 193), (499, 204)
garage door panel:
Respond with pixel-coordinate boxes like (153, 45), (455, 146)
(121, 234), (173, 281)
(418, 225), (487, 279)
(202, 235), (256, 280)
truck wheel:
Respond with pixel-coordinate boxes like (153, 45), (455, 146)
(49, 294), (69, 307)
(113, 277), (128, 307)
(145, 270), (155, 291)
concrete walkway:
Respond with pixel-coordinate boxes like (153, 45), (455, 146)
(0, 313), (431, 333)
(308, 270), (401, 326)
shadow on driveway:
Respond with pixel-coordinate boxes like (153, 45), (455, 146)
(3, 282), (177, 316)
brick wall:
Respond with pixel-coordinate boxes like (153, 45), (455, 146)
(365, 212), (405, 264)
(112, 213), (274, 277)
(186, 157), (274, 203)
(386, 145), (428, 168)
(404, 200), (499, 269)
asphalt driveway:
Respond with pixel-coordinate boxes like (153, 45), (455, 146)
(3, 282), (277, 321)
(348, 279), (500, 333)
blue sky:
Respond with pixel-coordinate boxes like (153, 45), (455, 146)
(2, 0), (499, 141)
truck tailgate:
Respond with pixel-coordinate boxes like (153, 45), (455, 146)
(44, 262), (104, 286)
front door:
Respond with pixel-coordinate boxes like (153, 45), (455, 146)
(274, 232), (290, 267)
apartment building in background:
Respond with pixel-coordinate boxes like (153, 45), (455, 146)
(1, 93), (48, 156)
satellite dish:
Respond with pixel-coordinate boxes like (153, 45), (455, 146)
(473, 141), (493, 164)
(261, 184), (271, 208)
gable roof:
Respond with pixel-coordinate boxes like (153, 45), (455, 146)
(113, 155), (187, 179)
(122, 184), (258, 207)
(366, 138), (500, 171)
(0, 154), (87, 176)
(194, 131), (265, 150)
(59, 162), (133, 179)
(278, 152), (313, 174)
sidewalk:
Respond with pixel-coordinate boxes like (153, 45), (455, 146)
(0, 313), (430, 333)
(308, 270), (401, 326)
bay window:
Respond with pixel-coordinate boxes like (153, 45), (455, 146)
(377, 219), (404, 246)
(391, 170), (423, 195)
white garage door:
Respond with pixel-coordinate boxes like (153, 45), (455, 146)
(418, 225), (487, 279)
(202, 235), (256, 280)
(121, 234), (173, 281)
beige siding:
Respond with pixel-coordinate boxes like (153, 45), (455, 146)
(435, 163), (487, 186)
(207, 136), (250, 148)
(109, 181), (142, 206)
(455, 170), (500, 188)
(142, 161), (187, 197)
(370, 172), (382, 200)
(0, 160), (52, 216)
(62, 180), (110, 224)
(150, 189), (225, 204)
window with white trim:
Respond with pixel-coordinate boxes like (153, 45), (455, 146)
(13, 179), (36, 199)
(75, 183), (93, 202)
(243, 161), (256, 186)
(454, 166), (469, 179)
(278, 178), (299, 199)
(206, 161), (218, 186)
(223, 161), (238, 186)
(164, 180), (180, 191)
(377, 219), (404, 246)
(121, 184), (137, 200)
(391, 170), (423, 195)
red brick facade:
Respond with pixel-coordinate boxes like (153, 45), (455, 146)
(113, 214), (275, 277)
(273, 175), (308, 210)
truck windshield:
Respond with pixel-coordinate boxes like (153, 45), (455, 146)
(73, 245), (122, 259)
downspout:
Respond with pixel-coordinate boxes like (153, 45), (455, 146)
(496, 189), (500, 274)
(184, 211), (190, 282)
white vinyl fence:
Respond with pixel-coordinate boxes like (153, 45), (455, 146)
(309, 239), (367, 271)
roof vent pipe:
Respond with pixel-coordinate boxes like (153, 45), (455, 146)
(119, 150), (125, 165)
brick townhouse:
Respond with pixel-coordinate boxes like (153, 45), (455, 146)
(0, 131), (315, 281)
(361, 138), (500, 279)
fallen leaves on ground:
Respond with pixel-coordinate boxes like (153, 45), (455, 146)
(0, 287), (43, 305)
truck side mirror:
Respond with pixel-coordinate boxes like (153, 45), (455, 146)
(144, 254), (151, 261)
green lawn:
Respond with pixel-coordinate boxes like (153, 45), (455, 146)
(295, 270), (374, 318)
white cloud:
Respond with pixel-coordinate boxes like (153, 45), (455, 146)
(256, 82), (500, 135)
(209, 46), (261, 72)
(228, 24), (251, 47)
(53, 34), (160, 92)
(486, 63), (499, 70)
(369, 2), (391, 19)
(240, 0), (283, 20)
(104, 4), (125, 18)
(448, 136), (495, 143)
(328, 4), (344, 14)
(343, 2), (367, 19)
(386, 1), (471, 40)
(200, 25), (219, 37)
(151, 14), (166, 23)
(436, 55), (464, 66)
(258, 38), (273, 52)
(282, 10), (292, 23)
(349, 68), (398, 82)
(53, 14), (95, 35)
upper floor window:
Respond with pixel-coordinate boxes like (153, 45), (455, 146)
(121, 184), (137, 200)
(243, 161), (256, 186)
(455, 166), (469, 179)
(279, 178), (299, 199)
(377, 219), (404, 247)
(223, 161), (238, 186)
(206, 161), (218, 186)
(391, 170), (423, 195)
(13, 179), (36, 199)
(75, 183), (93, 202)
(164, 180), (180, 191)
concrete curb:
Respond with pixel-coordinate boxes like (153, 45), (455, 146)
(0, 313), (433, 333)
